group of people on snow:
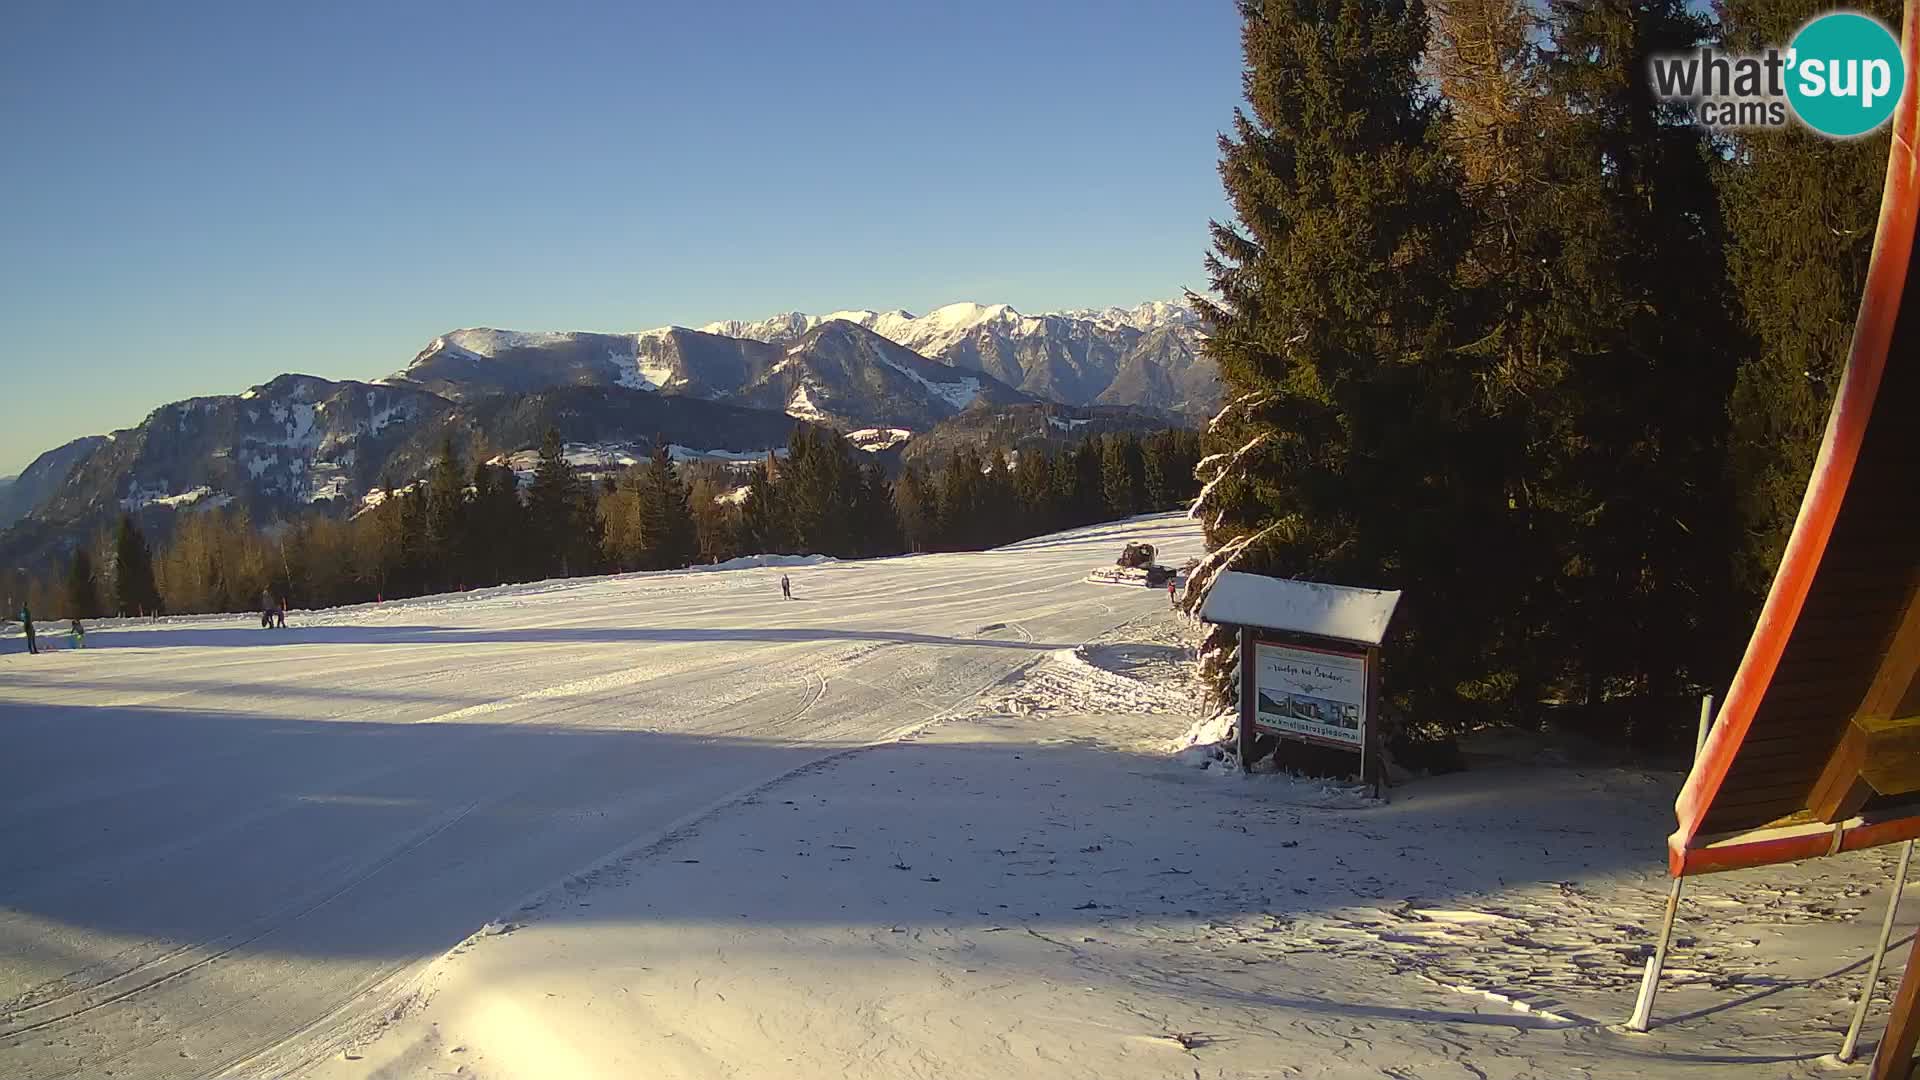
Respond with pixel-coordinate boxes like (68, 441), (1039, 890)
(12, 590), (288, 657)
(15, 604), (86, 654)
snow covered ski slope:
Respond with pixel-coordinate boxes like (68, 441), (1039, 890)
(0, 514), (1201, 1080)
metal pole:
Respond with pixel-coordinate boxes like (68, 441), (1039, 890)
(1842, 839), (1917, 1062)
(1627, 694), (1715, 1032)
(1629, 876), (1685, 1032)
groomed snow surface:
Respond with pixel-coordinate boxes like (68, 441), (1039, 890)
(1, 514), (1913, 1079)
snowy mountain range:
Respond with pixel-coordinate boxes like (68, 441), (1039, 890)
(392, 299), (1212, 424)
(0, 298), (1208, 571)
(691, 300), (1212, 414)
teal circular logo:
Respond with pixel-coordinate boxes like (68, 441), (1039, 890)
(1787, 12), (1905, 137)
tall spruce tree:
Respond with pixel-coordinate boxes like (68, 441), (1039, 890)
(892, 462), (938, 553)
(469, 460), (528, 585)
(1013, 449), (1059, 532)
(1100, 434), (1148, 519)
(1187, 0), (1479, 725)
(1070, 439), (1104, 526)
(1541, 0), (1746, 701)
(66, 548), (101, 619)
(526, 427), (595, 578)
(112, 514), (162, 616)
(855, 463), (903, 558)
(639, 445), (697, 570)
(1720, 0), (1899, 601)
(936, 448), (986, 551)
(741, 460), (789, 555)
(423, 438), (469, 590)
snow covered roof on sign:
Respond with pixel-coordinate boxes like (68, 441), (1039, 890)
(1198, 570), (1401, 646)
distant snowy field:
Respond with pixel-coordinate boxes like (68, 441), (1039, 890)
(0, 515), (1200, 1080)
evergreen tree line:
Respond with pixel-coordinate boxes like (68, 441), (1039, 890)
(1187, 0), (1895, 743)
(25, 426), (1201, 621)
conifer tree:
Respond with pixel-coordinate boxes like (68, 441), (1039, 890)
(639, 445), (696, 570)
(66, 547), (101, 619)
(112, 514), (162, 616)
(1144, 430), (1203, 510)
(468, 460), (527, 585)
(526, 427), (595, 578)
(739, 461), (791, 555)
(1101, 434), (1147, 519)
(1186, 0), (1478, 724)
(1541, 0), (1745, 698)
(855, 463), (903, 558)
(982, 450), (1018, 547)
(423, 438), (469, 590)
(938, 448), (987, 550)
(1013, 449), (1058, 532)
(892, 462), (938, 553)
(394, 486), (429, 595)
(1720, 0), (1899, 600)
(1070, 438), (1104, 526)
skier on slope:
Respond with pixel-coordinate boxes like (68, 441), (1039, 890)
(780, 574), (792, 601)
(20, 603), (36, 655)
(260, 588), (277, 630)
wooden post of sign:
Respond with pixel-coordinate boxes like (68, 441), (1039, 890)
(1366, 646), (1388, 801)
(1357, 645), (1373, 791)
(1238, 626), (1257, 773)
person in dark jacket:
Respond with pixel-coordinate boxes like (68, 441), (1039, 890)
(21, 603), (36, 654)
(781, 574), (792, 600)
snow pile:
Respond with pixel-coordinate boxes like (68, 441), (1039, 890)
(692, 553), (832, 572)
(1170, 709), (1234, 759)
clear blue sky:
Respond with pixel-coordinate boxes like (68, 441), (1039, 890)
(0, 1), (1243, 476)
